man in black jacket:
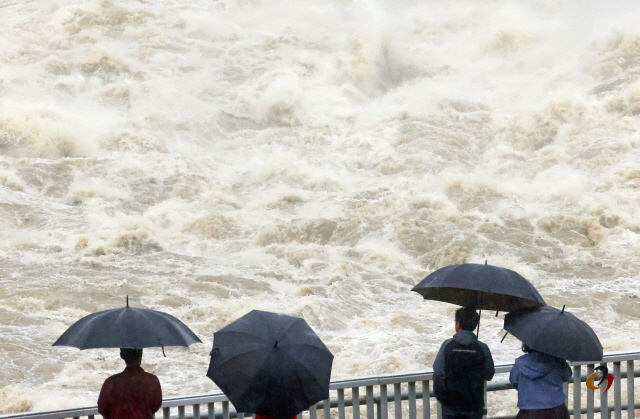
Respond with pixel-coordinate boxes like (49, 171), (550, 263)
(433, 307), (495, 419)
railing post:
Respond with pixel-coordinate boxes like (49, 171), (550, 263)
(323, 397), (331, 419)
(338, 388), (346, 419)
(222, 401), (230, 419)
(422, 381), (430, 419)
(627, 360), (634, 419)
(408, 381), (416, 419)
(366, 386), (375, 419)
(587, 364), (595, 419)
(353, 387), (361, 419)
(163, 407), (171, 419)
(436, 402), (442, 419)
(208, 403), (215, 419)
(601, 363), (609, 419)
(574, 365), (582, 419)
(483, 381), (487, 419)
(614, 362), (622, 419)
(380, 384), (388, 419)
(178, 405), (185, 419)
(193, 404), (200, 419)
(395, 383), (402, 419)
(310, 404), (318, 419)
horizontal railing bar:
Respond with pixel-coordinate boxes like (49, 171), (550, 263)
(181, 376), (640, 419)
(491, 402), (640, 419)
(3, 350), (640, 419)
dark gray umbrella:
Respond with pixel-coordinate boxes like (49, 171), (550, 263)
(503, 306), (603, 362)
(53, 298), (201, 351)
(411, 263), (546, 312)
(207, 310), (333, 419)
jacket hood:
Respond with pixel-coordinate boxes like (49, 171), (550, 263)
(516, 351), (563, 380)
(452, 330), (478, 345)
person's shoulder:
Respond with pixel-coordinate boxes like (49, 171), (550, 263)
(475, 339), (492, 352)
(513, 352), (532, 364)
(439, 338), (454, 349)
(103, 372), (123, 386)
(143, 370), (161, 382)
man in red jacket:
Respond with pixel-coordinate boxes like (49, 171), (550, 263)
(98, 349), (162, 419)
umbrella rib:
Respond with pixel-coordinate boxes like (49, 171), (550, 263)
(280, 347), (327, 392)
(73, 309), (119, 349)
(277, 318), (304, 340)
(281, 342), (330, 353)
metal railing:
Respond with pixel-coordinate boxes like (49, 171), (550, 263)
(2, 350), (639, 419)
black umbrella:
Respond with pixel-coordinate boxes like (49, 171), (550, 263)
(411, 262), (546, 312)
(53, 297), (201, 352)
(503, 305), (603, 362)
(207, 310), (333, 419)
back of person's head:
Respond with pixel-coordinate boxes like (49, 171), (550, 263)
(120, 348), (143, 365)
(455, 307), (480, 331)
(521, 343), (534, 353)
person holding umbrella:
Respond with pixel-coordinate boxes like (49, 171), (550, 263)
(504, 306), (603, 419)
(207, 310), (334, 419)
(509, 344), (572, 419)
(433, 307), (495, 419)
(413, 262), (545, 419)
(53, 297), (201, 419)
(98, 348), (162, 419)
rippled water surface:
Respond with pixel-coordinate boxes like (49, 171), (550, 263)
(1, 0), (640, 414)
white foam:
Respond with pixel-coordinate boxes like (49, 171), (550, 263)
(1, 0), (640, 413)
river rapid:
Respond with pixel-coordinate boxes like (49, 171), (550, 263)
(1, 0), (640, 414)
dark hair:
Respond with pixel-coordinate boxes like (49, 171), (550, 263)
(455, 307), (479, 331)
(522, 343), (533, 353)
(120, 348), (143, 364)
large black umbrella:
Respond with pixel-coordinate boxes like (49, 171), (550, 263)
(503, 306), (603, 362)
(53, 298), (201, 351)
(411, 263), (546, 312)
(207, 310), (333, 419)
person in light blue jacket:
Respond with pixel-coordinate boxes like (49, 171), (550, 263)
(509, 344), (572, 419)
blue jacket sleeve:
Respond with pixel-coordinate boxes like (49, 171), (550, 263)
(509, 361), (519, 384)
(561, 361), (572, 382)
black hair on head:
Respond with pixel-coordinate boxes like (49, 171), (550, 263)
(522, 343), (533, 353)
(455, 307), (480, 331)
(120, 348), (143, 363)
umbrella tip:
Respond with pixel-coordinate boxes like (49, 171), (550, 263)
(485, 260), (487, 265)
(561, 305), (565, 313)
(126, 295), (129, 307)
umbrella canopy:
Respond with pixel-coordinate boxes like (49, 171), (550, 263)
(411, 263), (546, 312)
(504, 306), (603, 362)
(53, 300), (201, 350)
(207, 310), (333, 419)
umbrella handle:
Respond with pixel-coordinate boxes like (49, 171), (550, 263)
(159, 338), (166, 357)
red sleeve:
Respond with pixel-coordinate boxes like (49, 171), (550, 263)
(97, 378), (112, 419)
(150, 375), (163, 413)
